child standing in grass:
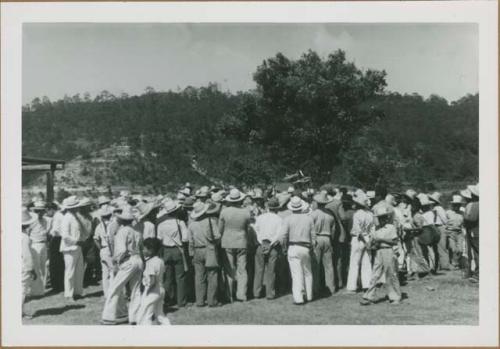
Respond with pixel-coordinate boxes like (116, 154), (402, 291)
(137, 238), (170, 325)
(360, 206), (402, 306)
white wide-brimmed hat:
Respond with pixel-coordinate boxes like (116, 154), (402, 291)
(61, 196), (80, 210)
(460, 188), (472, 199)
(287, 196), (308, 212)
(162, 198), (181, 215)
(418, 194), (432, 207)
(366, 190), (376, 199)
(313, 191), (333, 204)
(117, 206), (135, 221)
(404, 189), (417, 200)
(98, 205), (114, 217)
(77, 197), (93, 208)
(429, 192), (442, 205)
(385, 194), (397, 206)
(32, 200), (47, 211)
(190, 202), (209, 219)
(22, 207), (37, 225)
(97, 195), (111, 206)
(451, 195), (463, 204)
(225, 188), (246, 202)
(134, 201), (155, 221)
(467, 184), (479, 197)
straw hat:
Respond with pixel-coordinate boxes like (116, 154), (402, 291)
(98, 205), (114, 217)
(374, 205), (391, 217)
(211, 191), (226, 203)
(385, 194), (397, 207)
(195, 186), (210, 198)
(277, 193), (292, 208)
(460, 188), (472, 199)
(32, 200), (47, 211)
(418, 194), (432, 207)
(287, 196), (308, 212)
(179, 187), (191, 196)
(22, 207), (36, 225)
(205, 202), (220, 215)
(404, 189), (417, 200)
(225, 188), (246, 202)
(61, 196), (80, 210)
(352, 190), (370, 208)
(451, 195), (463, 204)
(119, 190), (131, 198)
(191, 202), (209, 219)
(77, 197), (93, 208)
(162, 198), (181, 215)
(287, 186), (295, 194)
(134, 201), (155, 221)
(117, 206), (135, 221)
(177, 192), (187, 201)
(97, 195), (111, 206)
(467, 184), (479, 197)
(366, 190), (376, 199)
(313, 191), (334, 205)
(429, 192), (442, 205)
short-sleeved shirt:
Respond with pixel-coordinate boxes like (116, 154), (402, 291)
(433, 206), (448, 226)
(29, 217), (51, 243)
(189, 217), (220, 248)
(310, 208), (335, 237)
(350, 209), (375, 237)
(281, 213), (316, 245)
(134, 221), (156, 240)
(113, 225), (142, 263)
(219, 206), (251, 249)
(60, 212), (83, 252)
(142, 256), (165, 293)
(253, 212), (282, 244)
(446, 210), (464, 233)
(157, 217), (188, 247)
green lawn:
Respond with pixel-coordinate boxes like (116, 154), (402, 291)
(23, 269), (478, 325)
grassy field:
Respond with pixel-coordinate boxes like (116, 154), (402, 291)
(23, 269), (478, 325)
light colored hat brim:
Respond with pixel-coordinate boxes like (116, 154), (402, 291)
(164, 203), (181, 215)
(22, 213), (37, 225)
(467, 185), (479, 197)
(225, 195), (246, 202)
(137, 203), (155, 221)
(313, 195), (334, 204)
(352, 197), (369, 208)
(287, 201), (307, 212)
(190, 206), (209, 219)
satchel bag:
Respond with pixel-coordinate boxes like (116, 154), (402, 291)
(418, 213), (441, 246)
(205, 218), (219, 268)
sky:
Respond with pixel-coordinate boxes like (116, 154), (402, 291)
(23, 23), (478, 104)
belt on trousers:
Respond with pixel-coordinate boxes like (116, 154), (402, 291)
(289, 241), (311, 248)
(163, 245), (178, 248)
(194, 246), (206, 249)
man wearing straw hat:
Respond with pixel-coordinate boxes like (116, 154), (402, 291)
(22, 207), (37, 318)
(310, 191), (337, 296)
(429, 192), (451, 271)
(281, 196), (316, 304)
(360, 205), (401, 306)
(93, 205), (115, 298)
(218, 188), (252, 302)
(446, 195), (466, 270)
(464, 184), (479, 281)
(346, 190), (374, 293)
(157, 198), (189, 307)
(252, 197), (282, 300)
(133, 201), (157, 239)
(102, 206), (144, 325)
(59, 196), (85, 300)
(188, 202), (221, 307)
(28, 200), (51, 296)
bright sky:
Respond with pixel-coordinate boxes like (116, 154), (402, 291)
(23, 23), (478, 104)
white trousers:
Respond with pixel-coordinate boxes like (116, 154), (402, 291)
(287, 245), (313, 304)
(102, 255), (143, 324)
(62, 247), (85, 298)
(137, 288), (165, 325)
(346, 238), (372, 291)
(30, 242), (48, 296)
(100, 248), (114, 298)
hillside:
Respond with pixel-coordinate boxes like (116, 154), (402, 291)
(22, 50), (479, 190)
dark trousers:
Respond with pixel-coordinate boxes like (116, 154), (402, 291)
(193, 248), (219, 306)
(162, 246), (187, 307)
(466, 232), (479, 277)
(253, 245), (278, 299)
(48, 236), (64, 292)
(333, 241), (349, 289)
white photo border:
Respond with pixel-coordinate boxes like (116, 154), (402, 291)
(1, 1), (498, 346)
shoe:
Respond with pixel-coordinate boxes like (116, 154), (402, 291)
(22, 312), (34, 319)
(468, 277), (479, 284)
(389, 300), (401, 305)
(360, 299), (375, 306)
(344, 290), (357, 295)
(293, 302), (305, 306)
(235, 298), (246, 302)
(208, 302), (221, 308)
(196, 303), (206, 308)
(100, 319), (116, 325)
(73, 294), (83, 301)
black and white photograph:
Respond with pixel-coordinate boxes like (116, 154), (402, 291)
(1, 1), (498, 347)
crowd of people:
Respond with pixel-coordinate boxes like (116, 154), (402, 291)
(21, 182), (480, 324)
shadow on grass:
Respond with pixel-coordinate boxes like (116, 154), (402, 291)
(33, 304), (85, 317)
(84, 290), (104, 299)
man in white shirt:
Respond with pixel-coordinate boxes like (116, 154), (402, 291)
(59, 196), (85, 300)
(253, 197), (282, 300)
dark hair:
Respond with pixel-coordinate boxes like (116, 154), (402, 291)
(143, 238), (162, 256)
(46, 202), (58, 210)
